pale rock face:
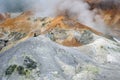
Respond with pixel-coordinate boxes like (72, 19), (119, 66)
(0, 34), (120, 80)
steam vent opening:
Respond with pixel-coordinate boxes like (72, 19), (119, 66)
(0, 0), (120, 80)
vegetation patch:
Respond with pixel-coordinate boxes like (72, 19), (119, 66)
(5, 64), (17, 75)
(24, 56), (37, 70)
(5, 56), (37, 76)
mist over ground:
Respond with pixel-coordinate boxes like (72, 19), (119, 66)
(0, 0), (119, 34)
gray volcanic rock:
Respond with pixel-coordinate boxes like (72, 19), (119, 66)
(0, 35), (120, 80)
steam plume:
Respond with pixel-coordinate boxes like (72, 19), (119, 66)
(0, 0), (118, 33)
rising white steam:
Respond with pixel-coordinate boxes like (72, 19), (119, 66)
(0, 0), (115, 33)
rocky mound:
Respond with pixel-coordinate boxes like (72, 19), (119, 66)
(0, 34), (120, 80)
(0, 12), (120, 80)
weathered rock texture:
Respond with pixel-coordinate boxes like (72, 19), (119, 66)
(0, 12), (120, 80)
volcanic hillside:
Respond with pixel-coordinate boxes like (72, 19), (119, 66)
(86, 0), (120, 38)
